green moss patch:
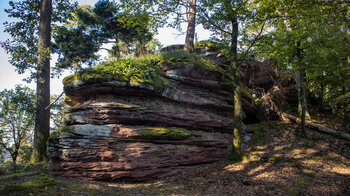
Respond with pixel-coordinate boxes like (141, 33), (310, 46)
(2, 173), (56, 194)
(136, 127), (201, 140)
(0, 171), (38, 182)
(159, 51), (214, 68)
(247, 123), (265, 144)
(194, 40), (229, 58)
(48, 125), (75, 142)
(63, 55), (172, 90)
(63, 51), (221, 91)
(195, 40), (225, 50)
(62, 75), (77, 87)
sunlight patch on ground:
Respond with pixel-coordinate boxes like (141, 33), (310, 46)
(224, 163), (246, 172)
(83, 183), (101, 190)
(252, 171), (279, 180)
(247, 165), (268, 176)
(255, 145), (269, 150)
(273, 145), (290, 151)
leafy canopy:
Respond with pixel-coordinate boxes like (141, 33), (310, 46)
(1, 0), (75, 79)
(0, 86), (35, 166)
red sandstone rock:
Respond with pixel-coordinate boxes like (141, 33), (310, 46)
(49, 62), (236, 181)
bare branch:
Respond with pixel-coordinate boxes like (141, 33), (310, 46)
(45, 92), (64, 110)
(241, 18), (267, 60)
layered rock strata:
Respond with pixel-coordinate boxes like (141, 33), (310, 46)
(48, 62), (235, 181)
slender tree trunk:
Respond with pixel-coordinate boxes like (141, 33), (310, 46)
(295, 69), (307, 136)
(300, 70), (307, 135)
(31, 0), (52, 164)
(318, 78), (324, 113)
(342, 3), (349, 94)
(12, 155), (17, 172)
(184, 0), (196, 53)
(228, 13), (243, 161)
(294, 40), (308, 136)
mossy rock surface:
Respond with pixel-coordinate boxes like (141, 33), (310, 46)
(136, 127), (201, 140)
(194, 40), (226, 50)
(62, 51), (218, 91)
(48, 125), (75, 142)
(63, 56), (171, 91)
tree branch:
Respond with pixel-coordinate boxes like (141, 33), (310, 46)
(241, 18), (267, 60)
(198, 7), (231, 34)
(45, 92), (64, 110)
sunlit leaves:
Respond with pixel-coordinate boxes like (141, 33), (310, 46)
(1, 0), (75, 79)
(0, 86), (35, 164)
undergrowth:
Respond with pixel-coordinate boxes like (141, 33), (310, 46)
(63, 51), (218, 90)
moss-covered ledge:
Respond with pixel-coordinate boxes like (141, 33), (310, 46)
(133, 127), (201, 140)
(63, 56), (172, 91)
(62, 51), (220, 91)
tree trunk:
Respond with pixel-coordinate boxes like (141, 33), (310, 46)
(112, 38), (121, 59)
(295, 69), (307, 136)
(341, 2), (349, 94)
(184, 0), (196, 53)
(228, 12), (243, 161)
(31, 0), (52, 164)
(12, 154), (17, 173)
(231, 81), (243, 161)
(318, 79), (324, 113)
(294, 41), (307, 137)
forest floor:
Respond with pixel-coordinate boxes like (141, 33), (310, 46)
(0, 120), (349, 196)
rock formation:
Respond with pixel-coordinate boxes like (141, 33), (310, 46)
(48, 49), (239, 180)
(48, 44), (297, 181)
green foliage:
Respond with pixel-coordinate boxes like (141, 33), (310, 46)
(331, 92), (350, 129)
(0, 0), (75, 79)
(331, 92), (350, 117)
(50, 95), (69, 133)
(197, 0), (250, 50)
(64, 55), (171, 90)
(53, 26), (101, 70)
(57, 0), (155, 63)
(194, 40), (228, 55)
(63, 51), (218, 91)
(0, 86), (35, 168)
(249, 0), (350, 115)
(119, 0), (187, 31)
(159, 50), (214, 68)
(136, 127), (201, 140)
(62, 75), (78, 87)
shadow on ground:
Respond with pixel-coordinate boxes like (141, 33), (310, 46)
(1, 121), (349, 195)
